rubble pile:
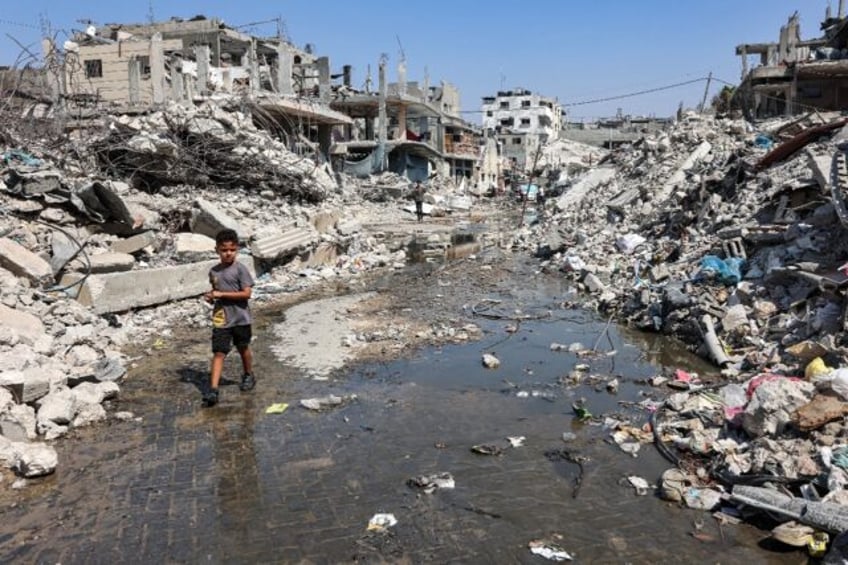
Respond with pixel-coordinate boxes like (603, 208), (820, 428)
(526, 110), (848, 547)
(88, 101), (337, 200)
(0, 97), (492, 480)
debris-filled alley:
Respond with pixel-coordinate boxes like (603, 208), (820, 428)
(9, 4), (848, 563)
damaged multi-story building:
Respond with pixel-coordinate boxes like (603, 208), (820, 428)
(736, 2), (848, 117)
(481, 88), (563, 171)
(42, 16), (487, 186)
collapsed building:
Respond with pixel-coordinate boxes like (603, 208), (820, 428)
(42, 16), (489, 187)
(736, 3), (848, 118)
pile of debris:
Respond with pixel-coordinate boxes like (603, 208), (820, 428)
(0, 97), (488, 481)
(527, 110), (848, 554)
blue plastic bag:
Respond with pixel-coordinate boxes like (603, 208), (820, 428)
(698, 255), (745, 285)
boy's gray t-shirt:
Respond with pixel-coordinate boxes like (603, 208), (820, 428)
(209, 261), (254, 328)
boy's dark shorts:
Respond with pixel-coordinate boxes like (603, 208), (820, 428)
(212, 324), (252, 354)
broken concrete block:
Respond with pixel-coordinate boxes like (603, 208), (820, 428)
(743, 378), (815, 437)
(311, 211), (339, 234)
(190, 198), (244, 239)
(584, 273), (606, 293)
(336, 220), (362, 236)
(722, 304), (749, 333)
(794, 394), (848, 431)
(658, 141), (712, 201)
(0, 304), (46, 346)
(50, 230), (82, 274)
(252, 228), (316, 261)
(36, 387), (76, 428)
(72, 403), (107, 428)
(110, 231), (157, 255)
(0, 237), (52, 283)
(557, 167), (616, 211)
(482, 353), (500, 369)
(61, 259), (254, 314)
(174, 232), (216, 260)
(87, 252), (135, 274)
(15, 441), (57, 477)
(0, 369), (50, 403)
(0, 404), (37, 441)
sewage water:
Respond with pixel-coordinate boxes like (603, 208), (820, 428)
(0, 281), (802, 563)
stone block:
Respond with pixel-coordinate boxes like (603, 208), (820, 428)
(743, 378), (815, 437)
(110, 231), (157, 254)
(87, 252), (135, 273)
(0, 237), (52, 283)
(252, 228), (316, 261)
(0, 304), (46, 346)
(15, 442), (57, 477)
(174, 233), (216, 260)
(190, 198), (244, 239)
(36, 387), (76, 427)
(61, 259), (254, 314)
(0, 369), (50, 403)
(0, 404), (36, 441)
(311, 211), (339, 234)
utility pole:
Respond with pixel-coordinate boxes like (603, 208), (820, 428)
(700, 72), (713, 114)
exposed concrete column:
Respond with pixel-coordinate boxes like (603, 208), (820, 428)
(397, 104), (407, 140)
(195, 45), (210, 96)
(841, 0), (845, 19)
(150, 33), (166, 105)
(128, 57), (141, 106)
(342, 65), (351, 87)
(318, 124), (332, 159)
(276, 44), (294, 95)
(170, 60), (185, 103)
(248, 39), (259, 94)
(423, 67), (430, 102)
(317, 56), (330, 103)
(377, 59), (387, 142)
(222, 69), (232, 93)
(397, 59), (407, 96)
(40, 39), (61, 105)
(364, 117), (374, 140)
(741, 45), (748, 78)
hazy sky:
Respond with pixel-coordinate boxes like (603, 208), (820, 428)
(0, 0), (834, 121)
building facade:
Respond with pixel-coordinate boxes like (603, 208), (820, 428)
(481, 88), (563, 170)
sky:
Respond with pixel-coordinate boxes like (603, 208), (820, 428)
(0, 0), (834, 122)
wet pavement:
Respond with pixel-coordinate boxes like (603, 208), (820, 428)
(0, 263), (805, 564)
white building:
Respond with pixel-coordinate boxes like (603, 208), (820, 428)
(481, 88), (563, 171)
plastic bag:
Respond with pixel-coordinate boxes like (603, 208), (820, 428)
(805, 357), (832, 382)
(832, 368), (848, 400)
(698, 255), (745, 285)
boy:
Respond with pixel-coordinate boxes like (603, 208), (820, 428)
(202, 229), (255, 407)
(412, 181), (426, 222)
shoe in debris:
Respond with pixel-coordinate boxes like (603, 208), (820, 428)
(240, 373), (256, 392)
(202, 388), (219, 407)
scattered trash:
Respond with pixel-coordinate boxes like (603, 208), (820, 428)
(506, 436), (526, 447)
(264, 402), (289, 414)
(471, 444), (503, 456)
(407, 472), (455, 493)
(606, 378), (619, 394)
(528, 535), (573, 561)
(572, 403), (592, 421)
(627, 475), (650, 496)
(300, 394), (356, 411)
(772, 521), (815, 547)
(366, 513), (397, 532)
(482, 353), (500, 369)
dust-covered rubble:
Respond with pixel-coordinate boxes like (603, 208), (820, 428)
(523, 109), (848, 550)
(0, 98), (495, 480)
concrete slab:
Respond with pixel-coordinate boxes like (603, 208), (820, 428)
(174, 233), (216, 260)
(252, 228), (316, 261)
(88, 252), (135, 273)
(0, 368), (50, 403)
(0, 304), (46, 346)
(110, 231), (157, 255)
(556, 167), (616, 211)
(61, 258), (256, 314)
(190, 198), (245, 240)
(0, 237), (52, 283)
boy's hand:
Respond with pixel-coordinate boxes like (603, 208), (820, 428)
(204, 290), (216, 303)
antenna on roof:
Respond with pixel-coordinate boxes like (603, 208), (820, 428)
(147, 0), (155, 24)
(395, 34), (405, 63)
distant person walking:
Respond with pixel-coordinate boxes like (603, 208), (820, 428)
(202, 229), (256, 407)
(413, 181), (426, 222)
